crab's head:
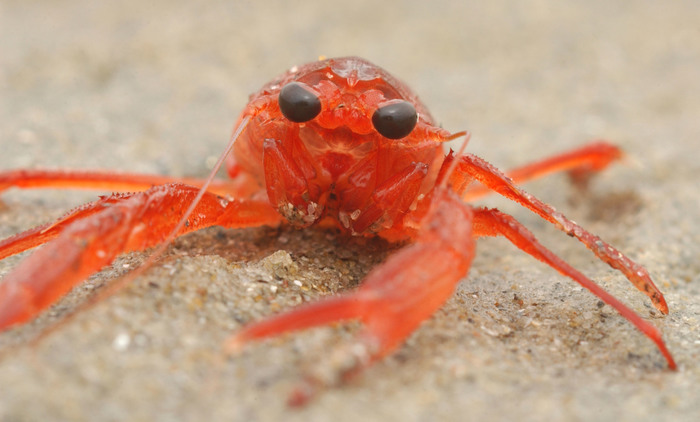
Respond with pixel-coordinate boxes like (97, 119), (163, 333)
(232, 57), (452, 233)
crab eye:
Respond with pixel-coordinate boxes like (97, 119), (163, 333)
(372, 101), (418, 139)
(278, 82), (322, 123)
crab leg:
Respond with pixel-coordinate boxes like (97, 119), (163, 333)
(446, 152), (669, 315)
(460, 141), (623, 201)
(0, 168), (257, 197)
(472, 207), (676, 369)
(230, 189), (475, 365)
(0, 201), (105, 260)
(0, 183), (280, 331)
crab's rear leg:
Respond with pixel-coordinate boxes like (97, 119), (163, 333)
(0, 169), (257, 197)
(472, 207), (676, 369)
(461, 141), (622, 201)
(446, 152), (669, 315)
(229, 190), (476, 403)
(0, 183), (280, 331)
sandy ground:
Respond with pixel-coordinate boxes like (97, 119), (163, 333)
(1, 1), (699, 421)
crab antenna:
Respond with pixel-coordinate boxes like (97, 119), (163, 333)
(437, 131), (471, 192)
(444, 130), (468, 142)
(72, 115), (252, 309)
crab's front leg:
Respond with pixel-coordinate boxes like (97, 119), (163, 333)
(445, 152), (669, 314)
(0, 184), (281, 331)
(442, 152), (676, 369)
(229, 190), (476, 404)
(472, 207), (676, 369)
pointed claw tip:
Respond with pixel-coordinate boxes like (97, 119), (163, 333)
(287, 390), (311, 408)
(223, 334), (245, 355)
(287, 378), (319, 408)
(664, 352), (677, 371)
(655, 294), (669, 315)
(655, 337), (677, 371)
(621, 153), (643, 169)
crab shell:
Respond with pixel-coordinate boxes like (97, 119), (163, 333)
(228, 57), (453, 236)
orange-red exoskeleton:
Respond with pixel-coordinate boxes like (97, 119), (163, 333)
(0, 57), (676, 404)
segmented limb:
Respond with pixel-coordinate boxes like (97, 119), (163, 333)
(444, 152), (669, 315)
(0, 183), (280, 331)
(0, 199), (108, 260)
(350, 162), (428, 234)
(460, 141), (623, 201)
(472, 207), (676, 369)
(262, 138), (321, 226)
(0, 168), (259, 197)
(228, 190), (476, 404)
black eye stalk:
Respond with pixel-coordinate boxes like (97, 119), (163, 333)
(372, 101), (418, 139)
(279, 83), (417, 139)
(279, 82), (322, 123)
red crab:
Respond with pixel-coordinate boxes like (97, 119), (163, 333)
(0, 56), (676, 401)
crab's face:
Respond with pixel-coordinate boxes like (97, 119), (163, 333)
(248, 56), (448, 148)
(232, 57), (451, 232)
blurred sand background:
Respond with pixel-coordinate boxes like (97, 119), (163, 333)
(1, 1), (699, 421)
